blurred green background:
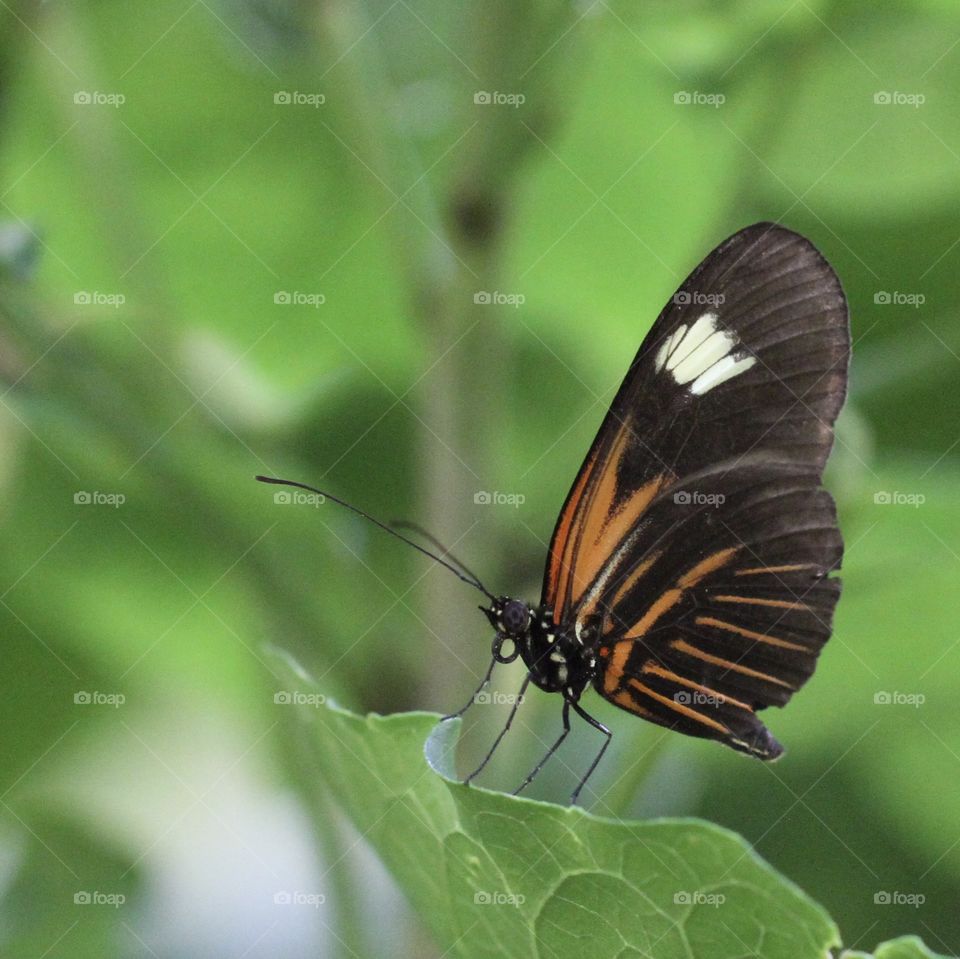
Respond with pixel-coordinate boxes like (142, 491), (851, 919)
(1, 0), (958, 956)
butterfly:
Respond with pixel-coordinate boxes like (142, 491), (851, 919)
(258, 221), (850, 804)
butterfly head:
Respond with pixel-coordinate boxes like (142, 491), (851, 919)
(483, 597), (532, 638)
(479, 597), (531, 666)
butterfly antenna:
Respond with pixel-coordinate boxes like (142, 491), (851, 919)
(388, 520), (486, 590)
(255, 475), (497, 602)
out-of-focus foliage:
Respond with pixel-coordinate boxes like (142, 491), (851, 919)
(0, 0), (958, 956)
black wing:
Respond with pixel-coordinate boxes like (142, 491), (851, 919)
(541, 222), (849, 758)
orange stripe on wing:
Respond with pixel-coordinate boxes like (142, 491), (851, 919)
(613, 547), (738, 640)
(627, 678), (729, 733)
(713, 594), (809, 610)
(565, 430), (630, 607)
(623, 588), (683, 639)
(602, 640), (633, 694)
(611, 687), (654, 718)
(734, 563), (815, 577)
(610, 551), (661, 608)
(546, 446), (600, 618)
(591, 474), (664, 565)
(678, 547), (740, 587)
(671, 639), (794, 689)
(641, 662), (754, 712)
(695, 615), (810, 652)
(577, 476), (669, 621)
(572, 471), (665, 609)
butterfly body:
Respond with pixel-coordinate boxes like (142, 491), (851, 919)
(486, 597), (597, 698)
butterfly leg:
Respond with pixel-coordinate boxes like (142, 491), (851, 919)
(464, 674), (532, 785)
(512, 699), (570, 796)
(442, 652), (497, 721)
(569, 701), (612, 806)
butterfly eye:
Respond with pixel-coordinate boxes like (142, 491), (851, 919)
(501, 600), (530, 635)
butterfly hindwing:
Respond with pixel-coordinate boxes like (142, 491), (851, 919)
(542, 222), (849, 758)
(594, 457), (841, 756)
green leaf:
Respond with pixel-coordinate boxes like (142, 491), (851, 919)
(271, 649), (841, 959)
(843, 934), (955, 958)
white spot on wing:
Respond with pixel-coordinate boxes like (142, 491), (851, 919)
(657, 312), (755, 395)
(690, 353), (756, 394)
(665, 313), (717, 370)
(671, 333), (735, 384)
(655, 324), (687, 371)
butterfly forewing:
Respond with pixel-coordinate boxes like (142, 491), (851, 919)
(542, 222), (849, 758)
